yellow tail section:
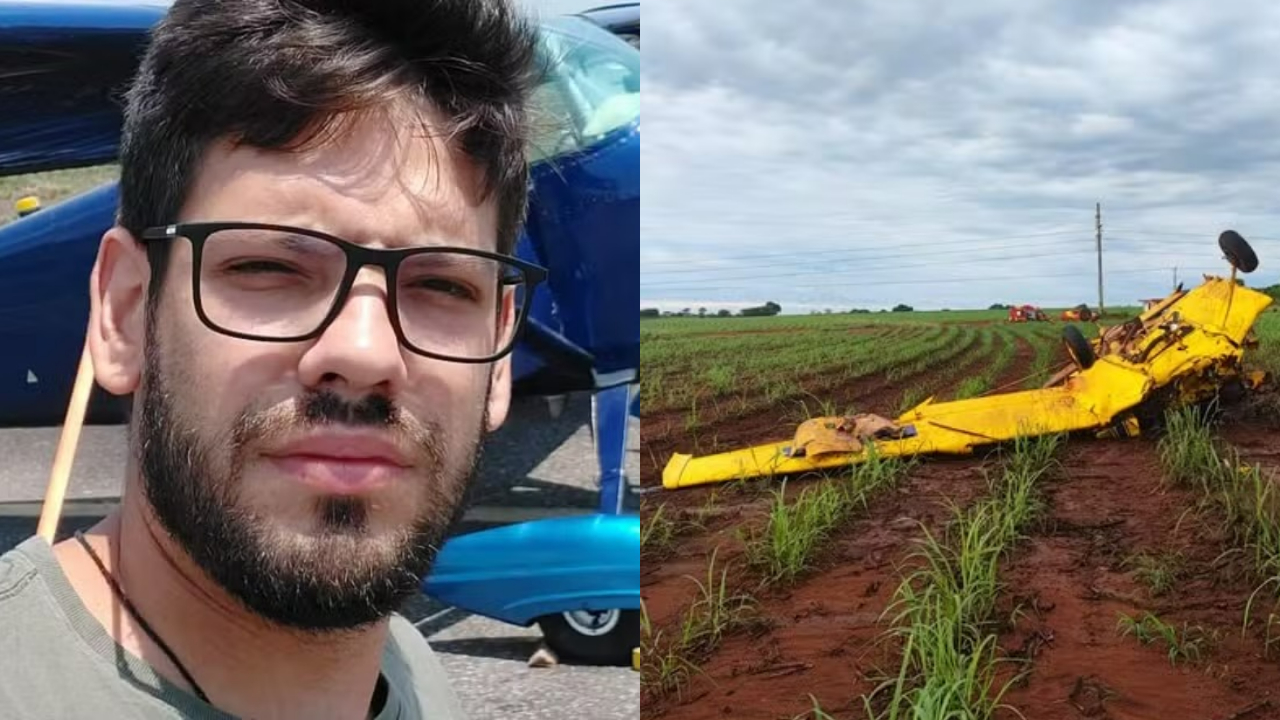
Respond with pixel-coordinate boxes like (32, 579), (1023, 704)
(661, 276), (1272, 490)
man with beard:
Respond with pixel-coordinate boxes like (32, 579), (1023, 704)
(0, 1), (548, 718)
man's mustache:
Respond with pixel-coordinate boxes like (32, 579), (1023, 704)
(229, 390), (445, 469)
(301, 391), (395, 427)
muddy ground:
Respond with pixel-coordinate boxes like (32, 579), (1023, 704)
(993, 437), (1280, 720)
(642, 340), (1280, 719)
(641, 457), (992, 720)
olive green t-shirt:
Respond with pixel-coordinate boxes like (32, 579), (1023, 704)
(0, 535), (468, 719)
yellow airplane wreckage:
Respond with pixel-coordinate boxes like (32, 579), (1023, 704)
(661, 231), (1273, 490)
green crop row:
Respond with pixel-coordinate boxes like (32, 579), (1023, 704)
(852, 433), (1064, 720)
(656, 324), (993, 438)
(1252, 309), (1280, 379)
(741, 448), (911, 585)
(1156, 404), (1280, 654)
(639, 549), (757, 703)
(895, 328), (995, 414)
(641, 324), (933, 415)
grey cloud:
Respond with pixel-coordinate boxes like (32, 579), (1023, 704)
(642, 0), (1280, 311)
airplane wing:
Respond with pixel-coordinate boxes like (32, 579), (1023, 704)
(0, 2), (168, 177)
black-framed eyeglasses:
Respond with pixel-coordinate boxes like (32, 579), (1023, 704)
(140, 222), (548, 363)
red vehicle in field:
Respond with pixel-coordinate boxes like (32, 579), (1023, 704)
(1008, 304), (1049, 322)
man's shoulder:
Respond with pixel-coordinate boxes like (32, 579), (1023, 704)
(381, 612), (470, 720)
(0, 536), (120, 719)
(383, 612), (452, 683)
(0, 535), (47, 607)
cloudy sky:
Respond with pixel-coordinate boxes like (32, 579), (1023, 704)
(641, 0), (1280, 314)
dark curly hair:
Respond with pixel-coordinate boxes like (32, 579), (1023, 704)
(117, 0), (543, 306)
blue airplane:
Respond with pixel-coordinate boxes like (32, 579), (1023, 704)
(0, 1), (639, 664)
(576, 2), (639, 48)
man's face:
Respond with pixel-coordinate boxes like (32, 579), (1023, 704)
(98, 106), (513, 632)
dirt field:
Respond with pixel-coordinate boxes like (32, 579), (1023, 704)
(640, 307), (1280, 720)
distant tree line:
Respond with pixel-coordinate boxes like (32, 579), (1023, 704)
(641, 301), (783, 318)
(640, 301), (927, 317)
(643, 287), (1280, 320)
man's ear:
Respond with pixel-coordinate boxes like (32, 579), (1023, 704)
(484, 291), (519, 432)
(485, 354), (512, 432)
(88, 227), (150, 396)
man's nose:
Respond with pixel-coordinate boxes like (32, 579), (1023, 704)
(296, 266), (408, 393)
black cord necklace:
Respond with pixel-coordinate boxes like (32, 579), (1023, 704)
(74, 530), (211, 704)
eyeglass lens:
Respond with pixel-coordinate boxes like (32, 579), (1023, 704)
(195, 227), (527, 359)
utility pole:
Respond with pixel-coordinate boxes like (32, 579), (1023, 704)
(1173, 265), (1178, 290)
(1095, 202), (1104, 317)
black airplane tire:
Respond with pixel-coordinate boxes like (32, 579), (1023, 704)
(537, 609), (638, 666)
(1220, 230), (1259, 274)
(1063, 325), (1096, 370)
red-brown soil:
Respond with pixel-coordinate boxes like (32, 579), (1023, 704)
(641, 331), (940, 452)
(638, 331), (1017, 718)
(642, 323), (1280, 720)
(643, 432), (1280, 720)
(639, 481), (776, 631)
(642, 457), (992, 719)
(638, 332), (1031, 718)
(1220, 422), (1280, 475)
(994, 439), (1280, 719)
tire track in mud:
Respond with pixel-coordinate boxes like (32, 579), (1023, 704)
(994, 439), (1280, 720)
(644, 458), (992, 720)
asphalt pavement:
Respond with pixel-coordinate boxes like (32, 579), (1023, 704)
(0, 391), (640, 720)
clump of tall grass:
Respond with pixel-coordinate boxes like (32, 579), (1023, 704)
(1155, 404), (1280, 654)
(639, 548), (758, 701)
(861, 432), (1064, 720)
(742, 447), (910, 585)
(1157, 404), (1223, 495)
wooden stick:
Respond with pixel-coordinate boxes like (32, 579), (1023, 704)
(36, 337), (96, 542)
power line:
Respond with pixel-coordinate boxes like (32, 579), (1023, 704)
(642, 265), (1225, 293)
(644, 236), (1092, 277)
(1108, 236), (1234, 248)
(644, 237), (1240, 279)
(642, 247), (1101, 288)
(645, 227), (1279, 259)
(642, 238), (1241, 288)
(1106, 228), (1280, 242)
(641, 229), (1083, 268)
(643, 215), (1269, 299)
(644, 229), (1277, 274)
